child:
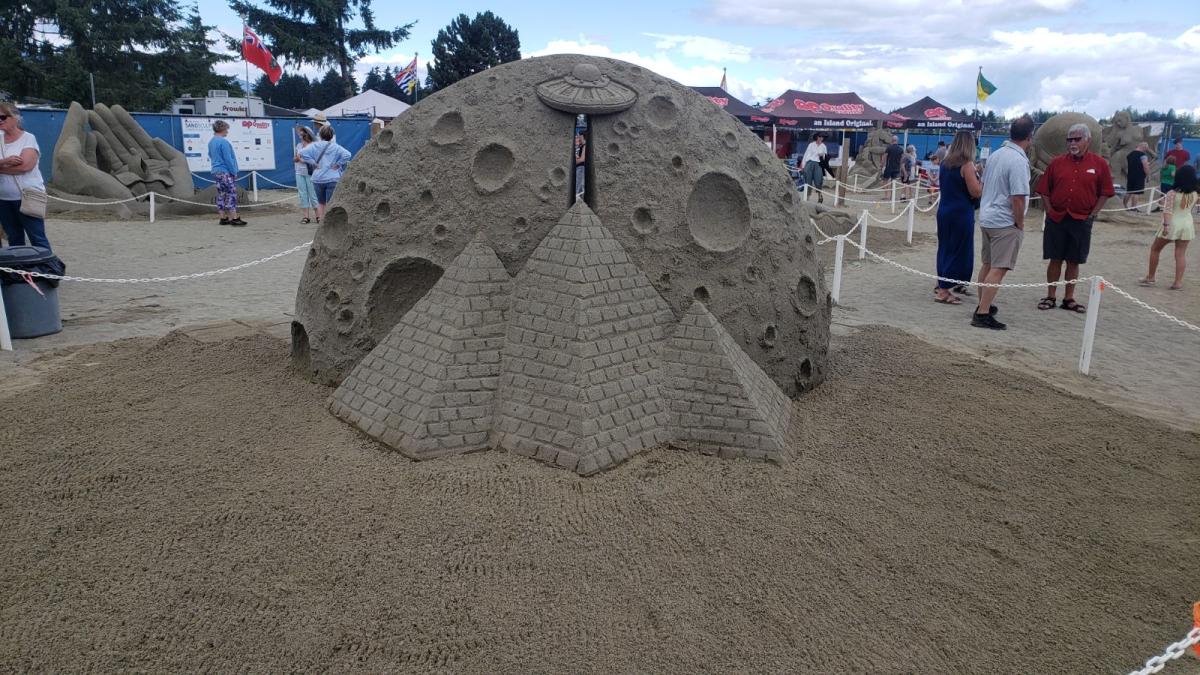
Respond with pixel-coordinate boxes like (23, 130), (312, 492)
(1139, 164), (1195, 290)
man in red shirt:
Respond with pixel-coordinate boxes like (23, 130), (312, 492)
(1165, 138), (1190, 169)
(1033, 123), (1115, 313)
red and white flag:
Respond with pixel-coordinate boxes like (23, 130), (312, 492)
(243, 26), (283, 84)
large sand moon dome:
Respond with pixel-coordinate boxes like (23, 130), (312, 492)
(293, 54), (831, 397)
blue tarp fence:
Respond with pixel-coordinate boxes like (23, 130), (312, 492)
(20, 109), (372, 190)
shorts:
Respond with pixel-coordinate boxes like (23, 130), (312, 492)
(882, 167), (900, 179)
(1161, 183), (1173, 195)
(1042, 215), (1093, 264)
(980, 225), (1023, 270)
(1126, 180), (1145, 194)
(314, 181), (338, 205)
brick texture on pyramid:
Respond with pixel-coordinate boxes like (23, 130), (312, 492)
(663, 301), (792, 462)
(492, 202), (677, 475)
(328, 235), (513, 459)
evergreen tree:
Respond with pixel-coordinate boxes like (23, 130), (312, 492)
(426, 12), (520, 91)
(273, 74), (314, 110)
(315, 68), (356, 110)
(229, 0), (414, 99)
(165, 5), (242, 98)
(362, 67), (385, 93)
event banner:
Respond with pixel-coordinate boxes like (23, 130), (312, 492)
(182, 117), (276, 172)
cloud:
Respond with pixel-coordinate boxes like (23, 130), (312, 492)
(644, 33), (752, 63)
(527, 39), (726, 91)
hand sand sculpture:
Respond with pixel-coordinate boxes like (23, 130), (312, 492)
(294, 55), (831, 474)
(49, 102), (223, 215)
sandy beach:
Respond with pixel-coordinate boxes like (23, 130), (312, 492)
(1, 198), (1197, 671)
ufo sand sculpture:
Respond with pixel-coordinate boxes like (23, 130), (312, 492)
(293, 54), (831, 474)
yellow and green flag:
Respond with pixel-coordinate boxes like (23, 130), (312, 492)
(977, 70), (997, 102)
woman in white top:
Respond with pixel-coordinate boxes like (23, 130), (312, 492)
(800, 131), (828, 202)
(0, 102), (50, 250)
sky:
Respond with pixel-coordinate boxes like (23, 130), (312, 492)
(199, 0), (1200, 119)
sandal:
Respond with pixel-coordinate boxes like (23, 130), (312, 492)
(1168, 284), (1183, 291)
(1037, 297), (1057, 310)
(1137, 277), (1156, 287)
(1060, 298), (1086, 313)
(933, 293), (963, 305)
(951, 284), (974, 297)
(301, 217), (311, 224)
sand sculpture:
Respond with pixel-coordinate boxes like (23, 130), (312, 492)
(848, 127), (892, 186)
(1102, 110), (1158, 187)
(48, 102), (220, 216)
(292, 54), (831, 473)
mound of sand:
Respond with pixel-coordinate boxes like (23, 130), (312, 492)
(0, 327), (1196, 671)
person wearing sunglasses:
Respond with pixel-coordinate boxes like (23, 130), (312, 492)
(1032, 123), (1114, 313)
(0, 102), (51, 250)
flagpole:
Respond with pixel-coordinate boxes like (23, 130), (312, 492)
(413, 52), (420, 104)
(243, 16), (251, 118)
(973, 66), (980, 124)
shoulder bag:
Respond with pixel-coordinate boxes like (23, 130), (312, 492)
(2, 139), (47, 220)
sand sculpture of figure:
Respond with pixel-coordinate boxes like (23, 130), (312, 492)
(1102, 110), (1158, 187)
(848, 127), (891, 187)
(292, 55), (832, 474)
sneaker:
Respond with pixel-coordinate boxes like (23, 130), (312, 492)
(219, 218), (230, 225)
(229, 217), (247, 226)
(971, 312), (1006, 330)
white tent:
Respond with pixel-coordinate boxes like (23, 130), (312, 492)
(320, 90), (410, 120)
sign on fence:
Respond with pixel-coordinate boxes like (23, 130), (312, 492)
(182, 117), (276, 172)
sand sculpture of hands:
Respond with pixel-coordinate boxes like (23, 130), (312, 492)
(51, 102), (195, 202)
(848, 127), (891, 187)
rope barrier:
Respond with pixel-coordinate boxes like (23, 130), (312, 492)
(1105, 281), (1200, 333)
(47, 193), (143, 206)
(1128, 626), (1200, 675)
(843, 237), (1097, 289)
(254, 173), (299, 190)
(0, 241), (312, 284)
(915, 196), (941, 213)
(155, 192), (297, 208)
(864, 201), (914, 225)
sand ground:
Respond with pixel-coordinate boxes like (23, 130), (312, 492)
(1, 197), (1198, 671)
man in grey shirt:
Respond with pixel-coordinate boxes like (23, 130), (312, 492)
(972, 115), (1034, 330)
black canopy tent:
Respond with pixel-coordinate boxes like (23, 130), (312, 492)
(888, 96), (981, 131)
(691, 86), (775, 125)
(761, 90), (892, 129)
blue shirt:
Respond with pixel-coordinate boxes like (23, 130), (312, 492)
(978, 140), (1029, 229)
(299, 140), (352, 184)
(208, 135), (238, 176)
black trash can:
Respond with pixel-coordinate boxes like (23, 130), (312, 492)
(0, 245), (64, 339)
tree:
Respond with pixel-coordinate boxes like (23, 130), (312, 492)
(229, 0), (414, 99)
(426, 11), (520, 91)
(162, 6), (243, 98)
(314, 68), (356, 110)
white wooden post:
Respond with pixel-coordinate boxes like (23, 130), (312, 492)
(1078, 277), (1103, 375)
(891, 181), (897, 213)
(1144, 187), (1155, 214)
(802, 184), (809, 201)
(905, 199), (915, 244)
(852, 174), (859, 191)
(858, 209), (869, 260)
(831, 235), (845, 304)
(0, 289), (12, 351)
(251, 171), (259, 202)
(149, 191), (156, 223)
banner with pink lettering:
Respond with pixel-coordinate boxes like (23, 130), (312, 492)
(691, 87), (776, 125)
(760, 90), (891, 129)
(888, 96), (981, 130)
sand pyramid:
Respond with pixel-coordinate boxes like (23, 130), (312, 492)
(328, 235), (512, 459)
(492, 202), (676, 475)
(663, 301), (792, 462)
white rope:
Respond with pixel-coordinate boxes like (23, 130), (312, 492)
(1128, 626), (1200, 675)
(864, 201), (914, 225)
(1099, 192), (1166, 213)
(847, 181), (936, 194)
(915, 195), (941, 212)
(808, 187), (898, 206)
(1105, 281), (1200, 333)
(809, 213), (864, 246)
(0, 241), (312, 284)
(47, 193), (142, 206)
(155, 192), (298, 208)
(255, 173), (299, 190)
(843, 237), (1097, 289)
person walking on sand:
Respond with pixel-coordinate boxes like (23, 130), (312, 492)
(1032, 122), (1114, 314)
(1139, 164), (1195, 290)
(971, 115), (1034, 330)
(1123, 142), (1150, 210)
(800, 131), (828, 202)
(208, 120), (245, 226)
(932, 131), (983, 305)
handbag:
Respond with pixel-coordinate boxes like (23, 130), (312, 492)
(2, 135), (47, 219)
(306, 142), (330, 177)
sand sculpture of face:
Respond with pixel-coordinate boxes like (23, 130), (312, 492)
(292, 55), (831, 401)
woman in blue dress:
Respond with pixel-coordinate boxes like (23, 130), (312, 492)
(933, 131), (983, 304)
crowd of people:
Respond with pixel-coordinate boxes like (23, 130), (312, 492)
(928, 118), (1194, 330)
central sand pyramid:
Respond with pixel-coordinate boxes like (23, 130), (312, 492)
(330, 202), (791, 475)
